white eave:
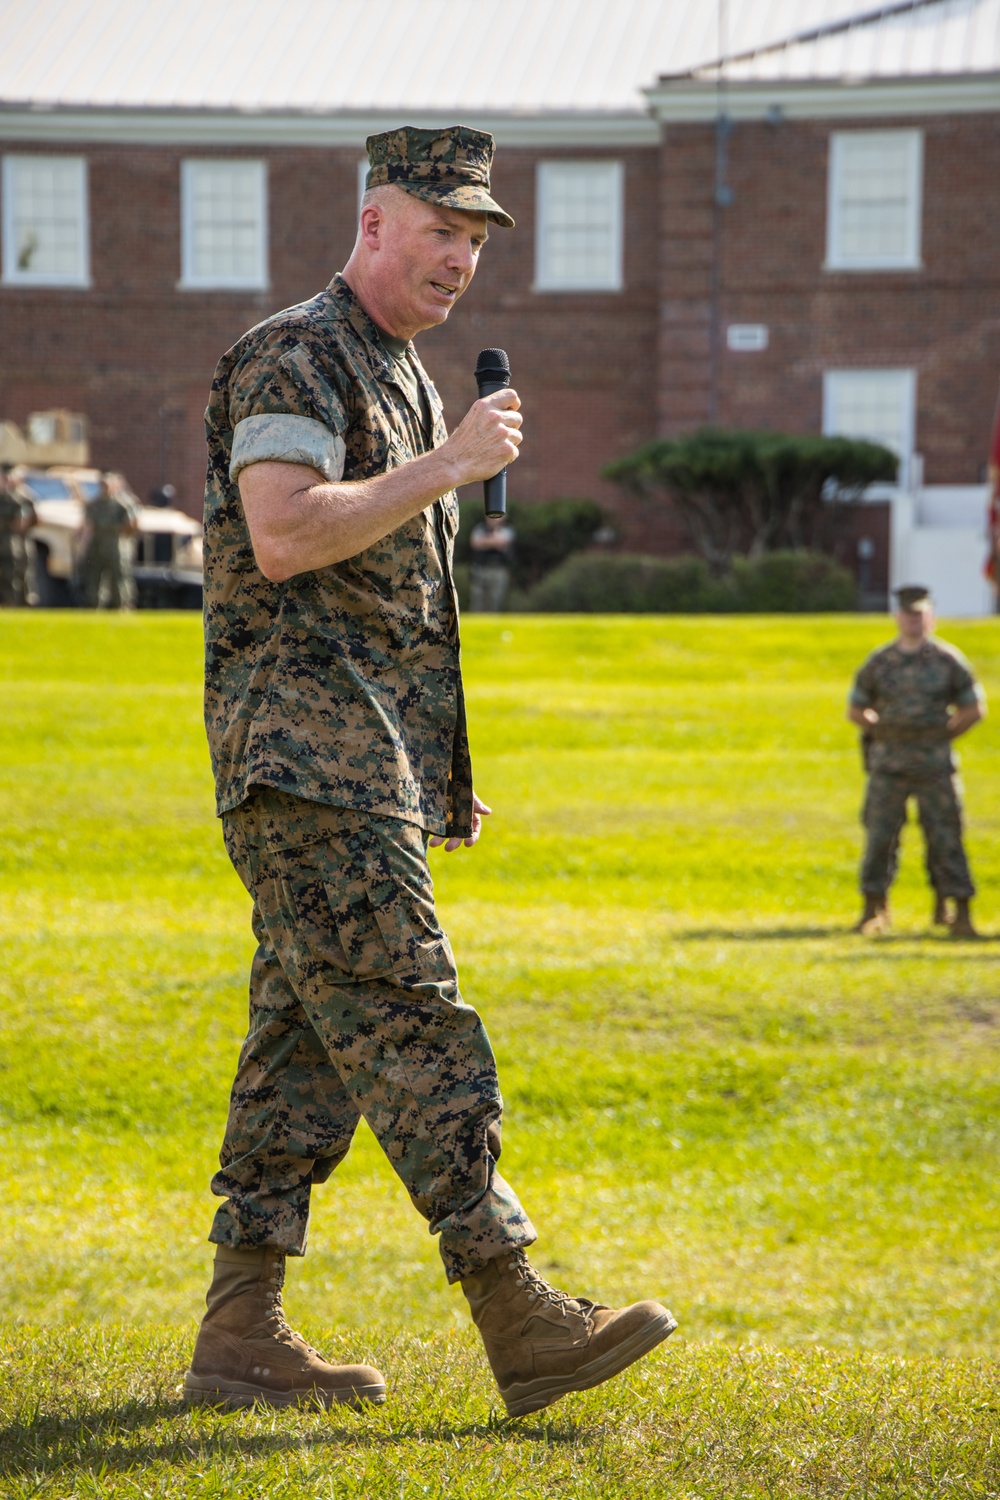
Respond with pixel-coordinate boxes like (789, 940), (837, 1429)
(0, 103), (660, 149)
(646, 72), (1000, 121)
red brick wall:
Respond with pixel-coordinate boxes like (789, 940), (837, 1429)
(3, 111), (997, 564)
(0, 138), (660, 533)
(659, 111), (1000, 486)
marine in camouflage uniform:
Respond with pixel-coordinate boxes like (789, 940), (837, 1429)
(848, 585), (985, 936)
(185, 125), (675, 1417)
(0, 470), (25, 606)
(79, 481), (133, 608)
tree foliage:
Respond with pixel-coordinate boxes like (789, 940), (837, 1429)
(605, 428), (897, 571)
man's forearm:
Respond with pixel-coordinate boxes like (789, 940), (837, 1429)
(240, 448), (461, 582)
(239, 387), (522, 583)
(947, 703), (984, 740)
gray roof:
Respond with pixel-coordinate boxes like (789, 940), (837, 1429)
(684, 0), (1000, 80)
(0, 0), (884, 115)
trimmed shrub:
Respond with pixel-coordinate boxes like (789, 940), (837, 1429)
(526, 554), (721, 612)
(524, 550), (856, 613)
(729, 550), (857, 612)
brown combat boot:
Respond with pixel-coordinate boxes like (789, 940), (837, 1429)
(182, 1246), (386, 1409)
(461, 1249), (676, 1418)
(852, 894), (889, 935)
(932, 893), (951, 927)
(950, 898), (979, 939)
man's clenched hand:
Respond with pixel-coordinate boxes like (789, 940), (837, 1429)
(430, 792), (492, 853)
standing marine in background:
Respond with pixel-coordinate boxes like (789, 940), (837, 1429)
(848, 585), (985, 937)
(0, 465), (31, 606)
(79, 475), (136, 608)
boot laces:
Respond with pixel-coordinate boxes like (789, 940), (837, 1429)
(507, 1251), (584, 1321)
(260, 1261), (297, 1346)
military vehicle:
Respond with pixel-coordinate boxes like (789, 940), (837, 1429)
(2, 412), (203, 607)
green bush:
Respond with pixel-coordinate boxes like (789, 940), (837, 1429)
(729, 550), (857, 612)
(524, 549), (856, 613)
(456, 497), (604, 590)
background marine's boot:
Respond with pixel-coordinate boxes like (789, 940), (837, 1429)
(932, 892), (951, 927)
(183, 1246), (385, 1409)
(852, 894), (889, 935)
(950, 898), (979, 939)
(461, 1249), (676, 1419)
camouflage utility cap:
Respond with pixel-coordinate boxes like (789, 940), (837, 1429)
(365, 125), (514, 229)
(894, 584), (932, 611)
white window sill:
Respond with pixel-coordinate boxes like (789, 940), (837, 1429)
(822, 260), (923, 274)
(532, 281), (623, 294)
(2, 275), (91, 288)
(176, 279), (270, 292)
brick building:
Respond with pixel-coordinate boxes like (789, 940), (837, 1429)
(0, 0), (997, 596)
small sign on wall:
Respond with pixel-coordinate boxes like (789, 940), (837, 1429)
(727, 324), (769, 352)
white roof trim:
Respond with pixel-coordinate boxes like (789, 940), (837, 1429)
(0, 105), (659, 149)
(646, 73), (1000, 120)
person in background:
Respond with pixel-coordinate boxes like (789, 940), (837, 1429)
(469, 511), (516, 611)
(0, 465), (28, 606)
(79, 474), (136, 609)
(848, 585), (985, 937)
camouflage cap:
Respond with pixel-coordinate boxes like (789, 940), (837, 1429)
(365, 125), (514, 229)
(894, 584), (933, 610)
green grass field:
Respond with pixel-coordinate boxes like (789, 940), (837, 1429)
(1, 611), (999, 1498)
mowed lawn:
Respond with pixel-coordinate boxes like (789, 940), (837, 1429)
(1, 610), (999, 1499)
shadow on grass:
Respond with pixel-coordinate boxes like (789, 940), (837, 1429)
(678, 925), (1000, 945)
(0, 1399), (592, 1477)
(679, 925), (854, 941)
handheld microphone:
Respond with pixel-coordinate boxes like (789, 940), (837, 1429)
(475, 348), (510, 518)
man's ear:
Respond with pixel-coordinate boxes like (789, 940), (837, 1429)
(359, 204), (383, 250)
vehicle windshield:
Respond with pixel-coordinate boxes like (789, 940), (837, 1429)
(77, 480), (104, 500)
(22, 475), (73, 500)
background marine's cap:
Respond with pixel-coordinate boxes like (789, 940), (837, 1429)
(365, 125), (514, 228)
(894, 584), (933, 610)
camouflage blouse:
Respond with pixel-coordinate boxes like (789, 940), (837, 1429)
(203, 274), (473, 838)
(850, 637), (983, 775)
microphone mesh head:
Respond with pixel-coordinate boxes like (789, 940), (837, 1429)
(475, 347), (510, 380)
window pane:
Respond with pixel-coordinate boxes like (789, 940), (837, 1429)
(829, 132), (920, 268)
(537, 162), (622, 290)
(5, 156), (87, 282)
(824, 370), (914, 460)
(183, 160), (266, 285)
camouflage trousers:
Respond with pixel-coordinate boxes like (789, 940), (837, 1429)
(210, 786), (536, 1283)
(469, 565), (510, 613)
(80, 538), (126, 609)
(0, 538), (23, 606)
(860, 769), (974, 898)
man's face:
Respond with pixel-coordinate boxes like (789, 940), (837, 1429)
(896, 605), (933, 644)
(364, 190), (489, 336)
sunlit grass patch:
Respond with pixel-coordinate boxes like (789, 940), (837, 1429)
(1, 611), (999, 1495)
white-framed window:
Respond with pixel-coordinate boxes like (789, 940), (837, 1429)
(535, 160), (623, 292)
(180, 159), (267, 289)
(826, 130), (922, 271)
(823, 369), (916, 484)
(1, 154), (89, 287)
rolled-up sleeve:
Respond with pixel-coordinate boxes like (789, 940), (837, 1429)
(229, 414), (347, 483)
